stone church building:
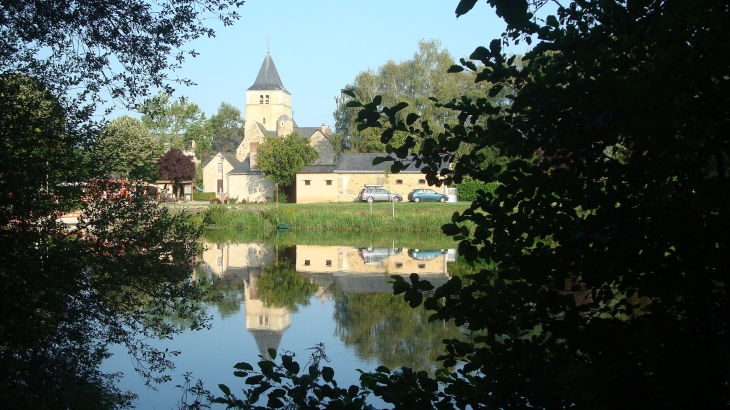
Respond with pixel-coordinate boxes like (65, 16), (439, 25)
(202, 52), (335, 202)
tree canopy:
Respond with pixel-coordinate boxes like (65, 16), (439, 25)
(257, 133), (319, 187)
(0, 0), (244, 406)
(194, 1), (730, 409)
(158, 148), (196, 183)
(1, 0), (244, 125)
(209, 102), (245, 154)
(0, 74), (209, 408)
(334, 40), (492, 152)
(157, 148), (196, 198)
(93, 115), (163, 181)
(139, 92), (211, 158)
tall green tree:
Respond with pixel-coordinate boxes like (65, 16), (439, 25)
(139, 92), (211, 159)
(334, 40), (492, 152)
(93, 115), (163, 181)
(257, 133), (319, 187)
(0, 74), (209, 408)
(208, 102), (245, 154)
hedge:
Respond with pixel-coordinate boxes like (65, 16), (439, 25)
(193, 191), (217, 201)
(457, 180), (501, 202)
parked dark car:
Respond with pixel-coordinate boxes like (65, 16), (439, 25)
(407, 189), (448, 203)
(357, 187), (402, 203)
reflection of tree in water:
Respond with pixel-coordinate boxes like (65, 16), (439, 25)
(208, 274), (246, 319)
(257, 261), (318, 312)
(333, 287), (464, 373)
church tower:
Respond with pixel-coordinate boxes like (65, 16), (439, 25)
(244, 52), (292, 132)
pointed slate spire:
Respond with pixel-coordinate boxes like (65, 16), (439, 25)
(248, 52), (288, 92)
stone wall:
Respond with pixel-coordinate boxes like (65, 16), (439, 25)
(295, 172), (436, 203)
(309, 132), (335, 165)
(228, 173), (274, 203)
(202, 153), (236, 194)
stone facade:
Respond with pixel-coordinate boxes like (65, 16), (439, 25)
(228, 173), (275, 203)
(295, 172), (434, 203)
(295, 153), (448, 204)
(202, 152), (240, 199)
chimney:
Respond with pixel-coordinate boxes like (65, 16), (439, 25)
(250, 142), (259, 169)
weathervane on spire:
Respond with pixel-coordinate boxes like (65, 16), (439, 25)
(267, 33), (270, 52)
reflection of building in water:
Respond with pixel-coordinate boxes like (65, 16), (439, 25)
(198, 241), (456, 355)
(201, 242), (288, 359)
(201, 241), (275, 279)
(295, 245), (455, 293)
(295, 245), (456, 276)
(245, 273), (291, 359)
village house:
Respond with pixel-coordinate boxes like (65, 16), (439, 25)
(295, 153), (451, 203)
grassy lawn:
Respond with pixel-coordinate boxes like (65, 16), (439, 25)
(182, 201), (472, 232)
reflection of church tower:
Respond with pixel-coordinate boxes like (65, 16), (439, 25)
(244, 52), (293, 133)
(244, 273), (291, 359)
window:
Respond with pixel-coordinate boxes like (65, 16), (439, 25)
(259, 95), (264, 104)
(396, 179), (403, 185)
(418, 263), (426, 269)
(326, 180), (333, 186)
(418, 179), (426, 184)
(217, 162), (223, 172)
(304, 260), (310, 266)
(263, 117), (266, 125)
(265, 95), (269, 104)
(395, 263), (403, 268)
(304, 180), (311, 185)
(326, 260), (332, 267)
(216, 256), (223, 266)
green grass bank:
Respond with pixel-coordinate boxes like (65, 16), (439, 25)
(184, 202), (471, 232)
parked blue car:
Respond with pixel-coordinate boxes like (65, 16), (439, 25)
(407, 189), (448, 203)
(408, 249), (448, 261)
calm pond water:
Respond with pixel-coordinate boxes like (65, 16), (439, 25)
(103, 232), (467, 408)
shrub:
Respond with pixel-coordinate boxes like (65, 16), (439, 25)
(193, 191), (217, 201)
(456, 180), (500, 202)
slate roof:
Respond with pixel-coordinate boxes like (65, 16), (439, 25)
(223, 152), (241, 166)
(333, 153), (450, 174)
(202, 152), (241, 168)
(229, 155), (262, 175)
(248, 52), (289, 93)
(299, 164), (337, 174)
(333, 274), (449, 293)
(255, 122), (277, 137)
(249, 329), (284, 360)
(293, 127), (323, 140)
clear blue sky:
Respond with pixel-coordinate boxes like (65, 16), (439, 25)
(124, 1), (526, 131)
